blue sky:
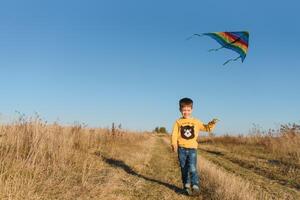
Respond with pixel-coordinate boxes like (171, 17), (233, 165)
(0, 0), (299, 134)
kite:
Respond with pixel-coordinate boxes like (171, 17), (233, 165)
(187, 31), (249, 65)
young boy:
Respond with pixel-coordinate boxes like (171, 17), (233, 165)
(171, 97), (218, 196)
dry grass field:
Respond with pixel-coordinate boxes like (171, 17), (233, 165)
(0, 118), (299, 199)
(0, 118), (187, 200)
(198, 127), (300, 200)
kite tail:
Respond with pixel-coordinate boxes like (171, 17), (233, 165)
(185, 34), (204, 41)
(187, 34), (229, 52)
(208, 46), (225, 52)
(223, 56), (241, 65)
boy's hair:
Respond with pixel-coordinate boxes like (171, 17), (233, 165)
(179, 98), (193, 110)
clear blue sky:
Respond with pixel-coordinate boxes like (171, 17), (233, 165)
(0, 0), (299, 134)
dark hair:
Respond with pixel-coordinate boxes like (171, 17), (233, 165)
(179, 98), (193, 110)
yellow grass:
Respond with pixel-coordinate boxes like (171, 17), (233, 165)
(198, 155), (273, 200)
(197, 127), (300, 200)
(1, 117), (299, 199)
(0, 118), (149, 199)
(199, 130), (300, 164)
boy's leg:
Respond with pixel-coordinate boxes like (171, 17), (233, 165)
(177, 147), (191, 188)
(187, 149), (200, 187)
(187, 149), (200, 195)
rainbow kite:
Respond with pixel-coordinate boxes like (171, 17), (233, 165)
(187, 31), (249, 65)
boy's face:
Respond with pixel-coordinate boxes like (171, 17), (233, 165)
(180, 106), (192, 118)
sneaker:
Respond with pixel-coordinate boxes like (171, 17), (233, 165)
(185, 188), (192, 196)
(192, 185), (200, 196)
(184, 183), (192, 195)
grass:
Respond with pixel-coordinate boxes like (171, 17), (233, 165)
(199, 126), (300, 164)
(197, 127), (300, 200)
(0, 117), (196, 199)
(198, 155), (266, 200)
(0, 117), (150, 199)
(1, 117), (299, 199)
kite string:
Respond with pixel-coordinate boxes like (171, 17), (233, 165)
(223, 56), (241, 65)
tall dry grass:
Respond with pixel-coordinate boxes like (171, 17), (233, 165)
(198, 156), (274, 200)
(199, 125), (300, 163)
(0, 117), (149, 199)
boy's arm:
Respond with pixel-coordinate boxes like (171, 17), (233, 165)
(198, 119), (218, 132)
(171, 121), (179, 152)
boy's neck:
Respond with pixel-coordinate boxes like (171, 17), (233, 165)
(182, 116), (192, 119)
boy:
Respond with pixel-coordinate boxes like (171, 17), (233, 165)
(171, 97), (218, 196)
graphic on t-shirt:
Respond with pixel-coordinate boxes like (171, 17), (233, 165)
(180, 125), (195, 139)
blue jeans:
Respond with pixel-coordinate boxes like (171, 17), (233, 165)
(178, 147), (199, 187)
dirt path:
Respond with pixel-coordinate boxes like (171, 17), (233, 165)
(96, 135), (205, 200)
(93, 134), (300, 200)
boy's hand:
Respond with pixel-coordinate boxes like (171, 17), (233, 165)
(209, 118), (219, 124)
(171, 145), (178, 153)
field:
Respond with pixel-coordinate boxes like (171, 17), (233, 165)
(0, 119), (299, 199)
(198, 131), (300, 200)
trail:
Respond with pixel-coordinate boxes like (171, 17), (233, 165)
(88, 134), (299, 200)
(96, 135), (204, 200)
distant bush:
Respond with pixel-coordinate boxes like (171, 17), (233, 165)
(280, 123), (300, 135)
(153, 126), (167, 134)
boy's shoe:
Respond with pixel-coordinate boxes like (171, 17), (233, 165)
(191, 185), (200, 196)
(184, 183), (192, 196)
(185, 187), (192, 196)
